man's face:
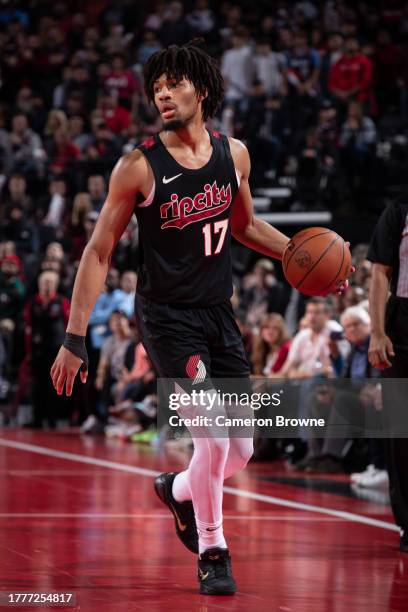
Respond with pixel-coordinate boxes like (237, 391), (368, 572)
(306, 303), (328, 333)
(343, 316), (370, 345)
(295, 35), (308, 50)
(87, 175), (105, 197)
(38, 273), (59, 297)
(154, 74), (203, 130)
(12, 115), (27, 134)
(329, 34), (343, 52)
(345, 38), (359, 56)
(46, 242), (64, 260)
(112, 57), (125, 72)
(9, 176), (26, 197)
(1, 260), (18, 277)
(106, 269), (120, 291)
(121, 271), (137, 293)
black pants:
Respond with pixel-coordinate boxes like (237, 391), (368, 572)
(32, 360), (61, 428)
(382, 296), (408, 533)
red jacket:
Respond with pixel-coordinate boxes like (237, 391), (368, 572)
(329, 53), (373, 102)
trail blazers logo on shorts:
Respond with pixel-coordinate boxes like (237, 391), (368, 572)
(186, 355), (207, 385)
(160, 182), (232, 230)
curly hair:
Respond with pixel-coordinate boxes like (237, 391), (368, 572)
(143, 39), (224, 121)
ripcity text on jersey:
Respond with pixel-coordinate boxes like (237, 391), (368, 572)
(134, 130), (239, 307)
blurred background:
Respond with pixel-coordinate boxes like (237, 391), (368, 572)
(0, 0), (404, 487)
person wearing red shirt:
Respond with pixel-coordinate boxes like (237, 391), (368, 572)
(329, 36), (374, 111)
(48, 127), (80, 173)
(103, 53), (141, 111)
(100, 91), (131, 135)
(251, 313), (291, 376)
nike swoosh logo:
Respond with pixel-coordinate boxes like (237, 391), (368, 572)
(170, 503), (187, 532)
(163, 173), (182, 184)
(199, 570), (209, 580)
(206, 527), (219, 531)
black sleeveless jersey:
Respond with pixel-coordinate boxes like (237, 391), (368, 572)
(134, 130), (239, 307)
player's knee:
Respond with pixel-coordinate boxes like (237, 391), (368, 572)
(208, 437), (230, 470)
(230, 438), (254, 470)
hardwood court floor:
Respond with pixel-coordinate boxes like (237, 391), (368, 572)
(0, 430), (407, 612)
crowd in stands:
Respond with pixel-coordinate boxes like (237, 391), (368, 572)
(0, 1), (403, 488)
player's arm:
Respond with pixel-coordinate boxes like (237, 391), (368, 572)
(368, 263), (395, 369)
(51, 151), (147, 396)
(229, 139), (290, 260)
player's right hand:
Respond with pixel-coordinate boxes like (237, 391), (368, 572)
(368, 333), (395, 369)
(50, 346), (88, 397)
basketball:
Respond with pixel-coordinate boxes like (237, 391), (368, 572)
(283, 227), (352, 296)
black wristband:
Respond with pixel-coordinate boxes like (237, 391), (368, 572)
(63, 332), (89, 372)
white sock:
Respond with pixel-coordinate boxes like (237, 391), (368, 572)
(172, 471), (190, 502)
(196, 518), (227, 554)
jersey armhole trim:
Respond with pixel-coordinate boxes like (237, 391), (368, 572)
(137, 181), (155, 208)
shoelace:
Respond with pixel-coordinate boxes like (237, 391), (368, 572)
(205, 555), (232, 579)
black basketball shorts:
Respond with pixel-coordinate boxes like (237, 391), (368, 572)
(134, 294), (250, 393)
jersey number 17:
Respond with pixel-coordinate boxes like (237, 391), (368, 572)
(202, 219), (229, 257)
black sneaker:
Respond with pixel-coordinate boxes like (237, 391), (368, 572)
(154, 472), (198, 554)
(400, 532), (408, 552)
(197, 547), (237, 595)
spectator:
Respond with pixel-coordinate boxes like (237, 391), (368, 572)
(37, 177), (68, 230)
(137, 30), (163, 67)
(284, 29), (321, 133)
(0, 205), (38, 256)
(374, 29), (399, 114)
(44, 109), (69, 141)
(285, 29), (321, 98)
(158, 1), (193, 48)
(69, 192), (92, 262)
(240, 259), (290, 326)
(99, 91), (131, 135)
(95, 310), (132, 420)
(221, 28), (254, 121)
(298, 306), (383, 475)
(2, 173), (32, 219)
(68, 115), (91, 153)
(329, 36), (374, 113)
(338, 101), (377, 206)
(144, 1), (166, 32)
(103, 53), (141, 111)
(5, 113), (44, 177)
(87, 174), (106, 212)
(85, 121), (120, 173)
(113, 271), (137, 318)
(320, 31), (344, 98)
(253, 38), (285, 98)
(113, 340), (155, 404)
(186, 0), (216, 36)
(251, 313), (291, 376)
(24, 270), (69, 428)
(280, 297), (341, 379)
(0, 255), (25, 323)
(46, 127), (80, 174)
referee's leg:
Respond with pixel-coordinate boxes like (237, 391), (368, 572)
(382, 298), (408, 546)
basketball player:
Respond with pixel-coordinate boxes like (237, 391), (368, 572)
(50, 42), (350, 595)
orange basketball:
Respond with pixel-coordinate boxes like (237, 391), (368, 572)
(282, 227), (352, 297)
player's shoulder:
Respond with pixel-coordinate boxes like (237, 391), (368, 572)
(228, 136), (249, 155)
(110, 148), (150, 193)
(228, 137), (250, 175)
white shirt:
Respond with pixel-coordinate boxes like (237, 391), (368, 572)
(254, 52), (284, 94)
(221, 46), (254, 100)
